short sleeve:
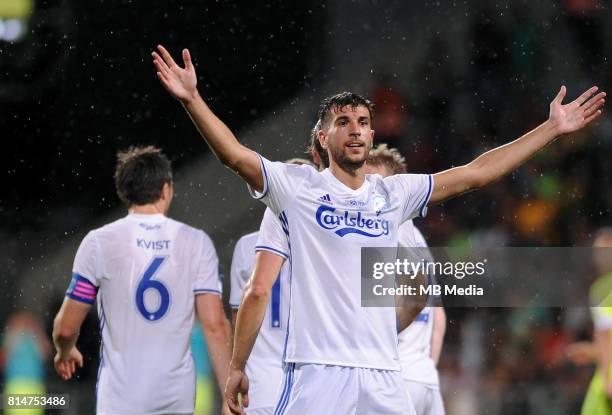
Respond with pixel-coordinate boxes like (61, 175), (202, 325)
(247, 154), (309, 214)
(255, 208), (289, 260)
(67, 232), (101, 304)
(385, 174), (433, 223)
(229, 236), (251, 309)
(193, 232), (222, 297)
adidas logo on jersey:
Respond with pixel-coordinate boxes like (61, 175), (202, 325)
(318, 194), (332, 204)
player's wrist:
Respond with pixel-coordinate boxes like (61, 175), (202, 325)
(542, 118), (562, 139)
(180, 89), (201, 107)
(229, 359), (246, 372)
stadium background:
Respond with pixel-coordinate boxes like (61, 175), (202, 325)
(2, 0), (611, 413)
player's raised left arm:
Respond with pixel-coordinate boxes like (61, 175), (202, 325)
(430, 86), (605, 204)
(152, 45), (263, 192)
(52, 298), (89, 380)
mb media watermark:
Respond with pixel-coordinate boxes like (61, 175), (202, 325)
(361, 247), (612, 307)
(372, 281), (484, 297)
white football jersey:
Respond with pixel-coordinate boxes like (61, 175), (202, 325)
(229, 208), (291, 410)
(249, 156), (433, 370)
(67, 213), (221, 415)
(397, 222), (440, 386)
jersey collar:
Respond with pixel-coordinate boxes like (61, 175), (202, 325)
(321, 169), (370, 196)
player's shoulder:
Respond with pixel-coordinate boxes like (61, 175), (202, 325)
(235, 231), (259, 251)
(171, 218), (213, 244)
(232, 231), (259, 268)
(381, 172), (427, 186)
(86, 216), (129, 239)
(263, 156), (319, 179)
(285, 161), (320, 181)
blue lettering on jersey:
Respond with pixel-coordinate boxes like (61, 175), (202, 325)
(315, 205), (390, 237)
(136, 239), (171, 250)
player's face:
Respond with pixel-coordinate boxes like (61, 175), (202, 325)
(363, 164), (393, 178)
(320, 105), (374, 171)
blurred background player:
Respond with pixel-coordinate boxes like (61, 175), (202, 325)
(152, 44), (604, 415)
(191, 325), (216, 415)
(51, 146), (232, 415)
(229, 158), (314, 415)
(567, 227), (612, 414)
(365, 144), (447, 415)
(1, 312), (50, 415)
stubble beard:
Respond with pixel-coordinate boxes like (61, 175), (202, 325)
(330, 144), (369, 174)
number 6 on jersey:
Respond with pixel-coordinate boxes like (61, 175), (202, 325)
(136, 256), (170, 321)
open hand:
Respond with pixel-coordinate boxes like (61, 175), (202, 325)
(152, 45), (198, 103)
(54, 347), (83, 380)
(549, 85), (605, 136)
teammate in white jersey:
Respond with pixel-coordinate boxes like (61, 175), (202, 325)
(365, 145), (446, 415)
(151, 44), (604, 415)
(229, 159), (314, 415)
(52, 146), (232, 415)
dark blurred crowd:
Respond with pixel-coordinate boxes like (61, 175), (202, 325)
(367, 1), (610, 413)
(371, 0), (610, 249)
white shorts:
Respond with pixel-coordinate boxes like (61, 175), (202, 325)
(246, 408), (274, 415)
(273, 363), (416, 415)
(404, 381), (445, 415)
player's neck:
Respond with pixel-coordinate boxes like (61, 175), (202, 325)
(328, 162), (366, 190)
(129, 203), (166, 216)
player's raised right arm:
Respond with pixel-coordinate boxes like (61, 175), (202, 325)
(152, 45), (264, 192)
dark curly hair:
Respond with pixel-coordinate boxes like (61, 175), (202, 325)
(114, 146), (172, 207)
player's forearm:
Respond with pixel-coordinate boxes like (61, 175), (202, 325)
(182, 92), (242, 165)
(203, 318), (233, 393)
(470, 120), (559, 188)
(229, 289), (269, 370)
(396, 273), (427, 332)
(181, 93), (263, 190)
(431, 120), (561, 203)
(52, 321), (78, 357)
(431, 308), (446, 365)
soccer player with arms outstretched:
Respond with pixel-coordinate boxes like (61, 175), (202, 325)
(52, 146), (233, 415)
(151, 45), (604, 415)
